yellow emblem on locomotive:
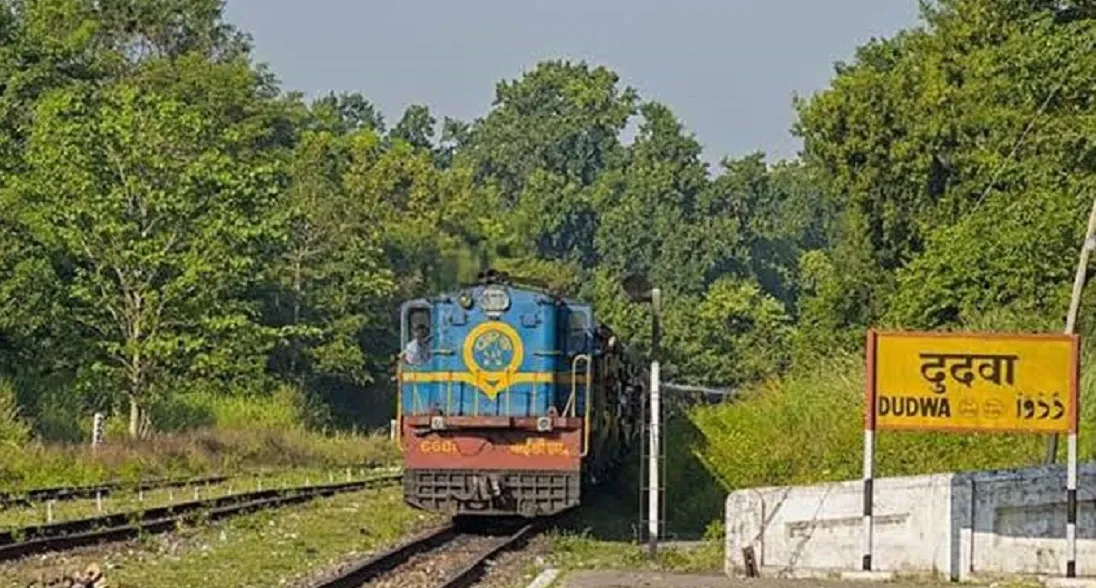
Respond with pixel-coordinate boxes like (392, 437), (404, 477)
(463, 322), (524, 399)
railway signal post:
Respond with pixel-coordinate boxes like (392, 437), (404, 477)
(623, 274), (663, 558)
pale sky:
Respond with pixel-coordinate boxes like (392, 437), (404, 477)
(223, 0), (921, 166)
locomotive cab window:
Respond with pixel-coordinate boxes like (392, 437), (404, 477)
(568, 312), (588, 354)
(403, 307), (432, 366)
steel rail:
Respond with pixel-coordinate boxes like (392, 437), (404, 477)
(310, 508), (571, 588)
(438, 520), (540, 588)
(310, 522), (459, 588)
(0, 475), (230, 509)
(0, 473), (401, 561)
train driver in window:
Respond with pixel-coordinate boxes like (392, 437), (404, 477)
(403, 322), (431, 366)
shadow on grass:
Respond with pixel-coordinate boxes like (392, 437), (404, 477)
(558, 473), (644, 542)
(558, 395), (730, 544)
(661, 403), (730, 540)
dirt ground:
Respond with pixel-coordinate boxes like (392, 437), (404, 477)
(558, 570), (739, 587)
(557, 571), (957, 588)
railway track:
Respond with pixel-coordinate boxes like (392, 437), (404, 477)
(0, 475), (230, 509)
(311, 510), (568, 588)
(0, 473), (402, 562)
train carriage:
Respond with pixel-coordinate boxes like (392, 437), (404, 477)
(395, 270), (645, 517)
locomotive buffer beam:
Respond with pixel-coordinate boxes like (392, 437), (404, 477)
(405, 415), (582, 433)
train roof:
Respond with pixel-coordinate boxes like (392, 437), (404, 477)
(405, 268), (590, 308)
(398, 269), (644, 364)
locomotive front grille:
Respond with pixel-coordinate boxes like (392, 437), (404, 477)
(404, 468), (580, 517)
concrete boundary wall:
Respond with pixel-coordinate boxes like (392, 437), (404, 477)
(725, 464), (1096, 581)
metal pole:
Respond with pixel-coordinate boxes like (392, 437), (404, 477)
(648, 288), (661, 558)
(1068, 426), (1079, 577)
(1047, 195), (1096, 465)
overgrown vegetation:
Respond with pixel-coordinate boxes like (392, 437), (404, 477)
(0, 0), (818, 443)
(0, 427), (397, 490)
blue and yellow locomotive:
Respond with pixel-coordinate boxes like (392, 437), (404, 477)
(395, 269), (647, 517)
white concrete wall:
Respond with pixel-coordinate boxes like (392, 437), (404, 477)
(965, 465), (1096, 577)
(725, 464), (1096, 581)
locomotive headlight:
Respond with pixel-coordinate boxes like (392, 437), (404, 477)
(536, 416), (552, 432)
(458, 292), (473, 309)
(479, 286), (510, 317)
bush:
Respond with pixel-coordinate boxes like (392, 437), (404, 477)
(0, 378), (31, 447)
(666, 346), (1096, 531)
(0, 426), (398, 490)
(0, 377), (397, 489)
(92, 384), (336, 440)
(27, 384), (88, 442)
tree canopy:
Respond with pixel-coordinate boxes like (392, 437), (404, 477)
(2, 0), (1092, 438)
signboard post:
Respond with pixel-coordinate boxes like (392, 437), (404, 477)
(863, 329), (1081, 577)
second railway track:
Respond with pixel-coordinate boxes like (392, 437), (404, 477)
(311, 510), (567, 588)
(0, 474), (230, 509)
(0, 473), (402, 562)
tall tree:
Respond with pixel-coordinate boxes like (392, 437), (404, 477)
(702, 155), (834, 310)
(309, 91), (385, 135)
(0, 0), (255, 178)
(6, 74), (283, 437)
(595, 101), (710, 295)
(390, 104), (436, 151)
(456, 60), (639, 265)
(263, 125), (398, 421)
(793, 0), (1096, 343)
(458, 60), (638, 196)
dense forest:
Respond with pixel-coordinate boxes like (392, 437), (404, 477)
(2, 0), (1095, 444)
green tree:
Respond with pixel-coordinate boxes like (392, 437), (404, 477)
(390, 104), (437, 151)
(458, 60), (637, 195)
(6, 77), (283, 437)
(455, 60), (639, 265)
(793, 0), (1096, 347)
(0, 0), (254, 178)
(595, 101), (710, 295)
(667, 277), (793, 387)
(263, 125), (398, 421)
(309, 91), (385, 134)
(704, 155), (834, 309)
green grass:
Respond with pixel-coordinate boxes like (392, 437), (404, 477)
(0, 467), (393, 529)
(1, 379), (400, 490)
(0, 427), (398, 491)
(0, 378), (31, 447)
(0, 485), (444, 588)
(537, 340), (1096, 582)
(546, 531), (723, 576)
(536, 478), (724, 580)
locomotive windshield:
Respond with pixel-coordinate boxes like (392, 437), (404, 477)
(402, 307), (432, 366)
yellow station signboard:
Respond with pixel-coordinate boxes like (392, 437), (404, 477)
(868, 330), (1079, 434)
